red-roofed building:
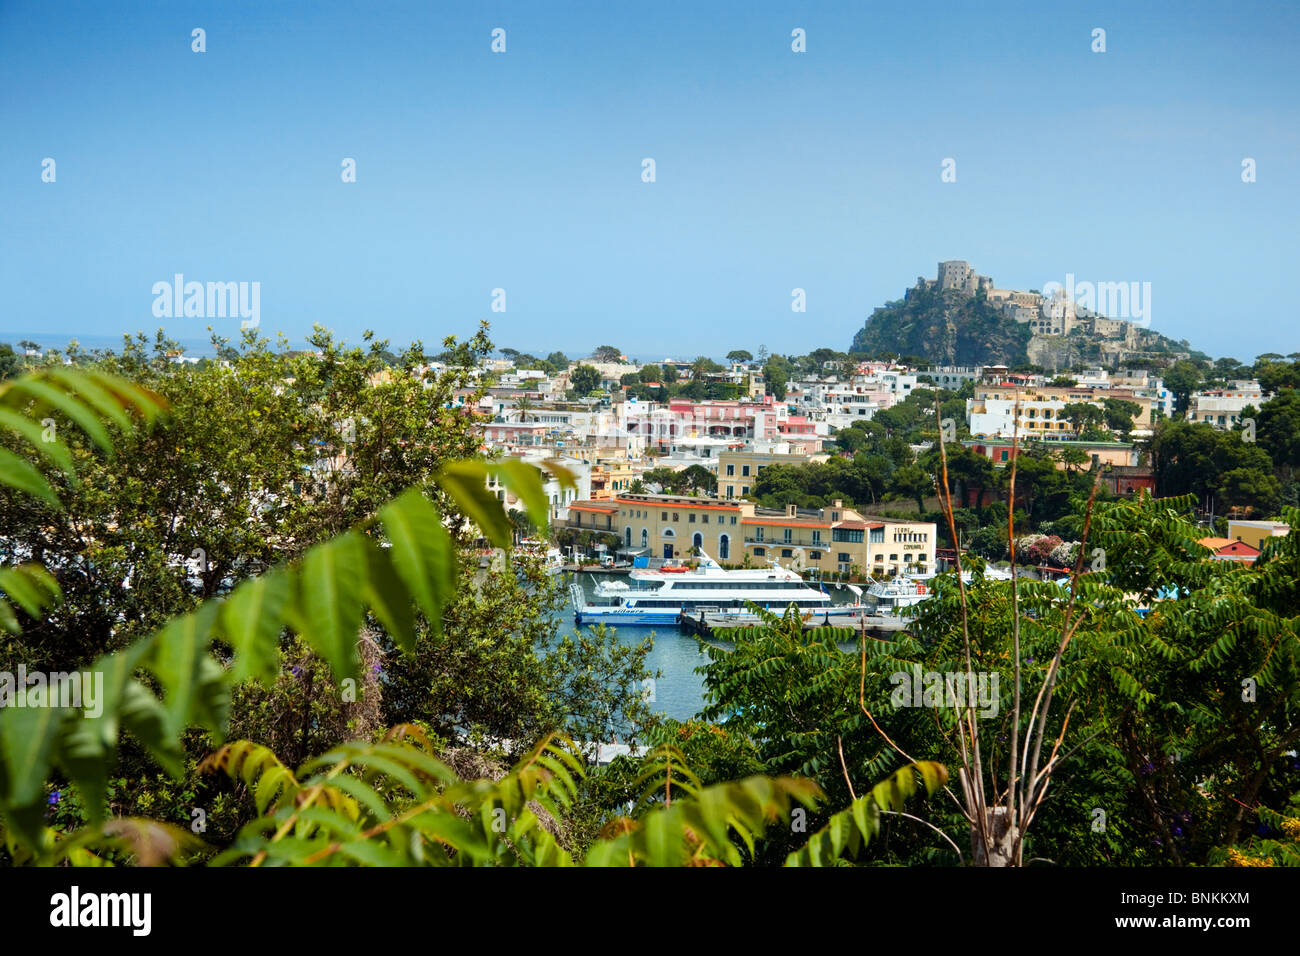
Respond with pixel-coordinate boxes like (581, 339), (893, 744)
(1198, 537), (1260, 563)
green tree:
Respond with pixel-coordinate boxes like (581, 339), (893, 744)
(678, 463), (717, 496)
(1256, 360), (1300, 395)
(1054, 445), (1091, 474)
(641, 466), (683, 493)
(1060, 401), (1106, 434)
(1162, 360), (1203, 414)
(691, 356), (723, 377)
(943, 446), (998, 507)
(1153, 418), (1279, 513)
(1101, 398), (1142, 439)
(891, 463), (933, 513)
(570, 364), (601, 395)
(0, 344), (18, 381)
(1256, 390), (1300, 482)
(763, 358), (789, 401)
(1218, 467), (1281, 514)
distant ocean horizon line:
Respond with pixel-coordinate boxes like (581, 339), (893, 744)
(0, 330), (316, 359)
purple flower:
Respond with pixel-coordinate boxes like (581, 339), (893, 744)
(290, 665), (302, 677)
(371, 663), (381, 674)
(1172, 825), (1183, 836)
(48, 791), (60, 805)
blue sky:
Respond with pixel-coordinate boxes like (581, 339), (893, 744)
(2, 0), (1298, 361)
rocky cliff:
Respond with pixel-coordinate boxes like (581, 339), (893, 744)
(849, 285), (1032, 367)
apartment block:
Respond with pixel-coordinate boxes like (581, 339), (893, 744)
(1187, 383), (1267, 429)
(969, 383), (1154, 438)
(717, 450), (808, 500)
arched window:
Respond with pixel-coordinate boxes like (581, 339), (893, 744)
(625, 526), (632, 548)
(662, 527), (675, 538)
(641, 528), (648, 548)
(692, 532), (703, 550)
(719, 534), (730, 560)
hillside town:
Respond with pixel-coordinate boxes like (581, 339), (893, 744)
(6, 0), (1300, 899)
(462, 324), (1290, 576)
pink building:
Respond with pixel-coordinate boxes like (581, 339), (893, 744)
(778, 415), (823, 452)
(479, 421), (549, 445)
(662, 396), (786, 441)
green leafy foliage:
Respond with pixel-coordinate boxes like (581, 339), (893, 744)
(0, 368), (166, 632)
(786, 761), (947, 866)
(0, 359), (587, 855)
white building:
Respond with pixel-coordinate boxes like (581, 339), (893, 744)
(967, 396), (1073, 440)
(877, 370), (919, 397)
(1187, 383), (1267, 429)
(488, 453), (591, 523)
(919, 366), (986, 389)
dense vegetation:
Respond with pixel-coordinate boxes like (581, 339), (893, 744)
(1, 332), (1298, 866)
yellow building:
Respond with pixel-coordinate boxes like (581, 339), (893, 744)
(568, 500), (620, 536)
(971, 384), (1155, 436)
(569, 493), (751, 561)
(1226, 519), (1290, 552)
(741, 500), (936, 577)
(589, 458), (646, 499)
(717, 450), (809, 500)
(569, 493), (936, 575)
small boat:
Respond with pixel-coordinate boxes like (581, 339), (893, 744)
(518, 539), (566, 575)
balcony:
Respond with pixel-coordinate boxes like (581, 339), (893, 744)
(743, 537), (822, 548)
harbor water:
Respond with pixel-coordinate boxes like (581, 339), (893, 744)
(553, 571), (869, 722)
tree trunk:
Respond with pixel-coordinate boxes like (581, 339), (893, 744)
(970, 806), (1017, 867)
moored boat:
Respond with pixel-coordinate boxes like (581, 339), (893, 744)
(570, 552), (866, 626)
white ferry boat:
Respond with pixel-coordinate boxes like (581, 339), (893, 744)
(868, 565), (1015, 618)
(570, 552), (862, 626)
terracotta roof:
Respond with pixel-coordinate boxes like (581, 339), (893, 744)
(570, 501), (619, 513)
(615, 499), (741, 512)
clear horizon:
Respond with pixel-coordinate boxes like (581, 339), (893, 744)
(3, 0), (1298, 363)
